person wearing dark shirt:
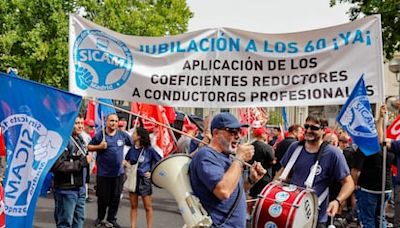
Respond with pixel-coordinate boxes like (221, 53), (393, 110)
(189, 112), (266, 228)
(247, 127), (275, 218)
(52, 114), (92, 228)
(338, 134), (357, 222)
(88, 113), (133, 228)
(249, 127), (275, 197)
(352, 148), (394, 228)
(272, 124), (302, 176)
(377, 104), (400, 228)
(277, 115), (354, 227)
(268, 127), (281, 147)
(124, 127), (162, 228)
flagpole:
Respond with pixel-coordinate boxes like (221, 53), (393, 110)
(92, 98), (254, 168)
(380, 104), (388, 228)
(101, 111), (106, 141)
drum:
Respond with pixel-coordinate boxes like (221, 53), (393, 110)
(252, 181), (318, 228)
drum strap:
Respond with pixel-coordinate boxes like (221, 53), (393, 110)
(279, 145), (303, 181)
(318, 187), (329, 206)
(304, 142), (329, 189)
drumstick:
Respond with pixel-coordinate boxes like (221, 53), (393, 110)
(246, 198), (259, 203)
(245, 194), (265, 203)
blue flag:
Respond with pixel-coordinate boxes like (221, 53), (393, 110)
(95, 98), (116, 133)
(336, 75), (380, 156)
(0, 72), (82, 227)
(282, 107), (289, 131)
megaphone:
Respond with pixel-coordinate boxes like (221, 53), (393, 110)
(151, 154), (212, 228)
(386, 96), (400, 112)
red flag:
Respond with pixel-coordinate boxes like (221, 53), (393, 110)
(238, 108), (269, 126)
(130, 102), (140, 114)
(138, 104), (176, 157)
(387, 115), (400, 140)
(164, 106), (176, 124)
(85, 100), (95, 123)
(0, 130), (5, 157)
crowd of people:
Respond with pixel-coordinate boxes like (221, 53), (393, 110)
(187, 109), (399, 228)
(33, 105), (400, 228)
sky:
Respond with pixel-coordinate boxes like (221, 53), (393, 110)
(186, 0), (352, 33)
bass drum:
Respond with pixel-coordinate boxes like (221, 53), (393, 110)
(252, 181), (318, 228)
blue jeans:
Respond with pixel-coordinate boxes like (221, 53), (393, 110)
(355, 188), (391, 228)
(54, 189), (86, 228)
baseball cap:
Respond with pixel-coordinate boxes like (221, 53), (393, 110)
(253, 127), (267, 136)
(210, 112), (249, 131)
(118, 120), (126, 127)
(84, 119), (95, 127)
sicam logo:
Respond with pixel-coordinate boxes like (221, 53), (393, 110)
(1, 114), (62, 216)
(73, 29), (133, 91)
(339, 95), (377, 138)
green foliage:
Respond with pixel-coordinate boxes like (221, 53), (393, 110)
(268, 110), (282, 125)
(330, 0), (400, 60)
(0, 0), (193, 89)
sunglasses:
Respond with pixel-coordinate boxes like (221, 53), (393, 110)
(220, 128), (240, 136)
(303, 124), (321, 131)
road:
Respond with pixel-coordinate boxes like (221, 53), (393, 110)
(33, 186), (184, 228)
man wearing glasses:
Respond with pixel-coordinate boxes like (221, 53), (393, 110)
(276, 115), (354, 228)
(189, 112), (266, 228)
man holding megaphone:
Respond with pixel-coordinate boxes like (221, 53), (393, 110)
(189, 112), (266, 228)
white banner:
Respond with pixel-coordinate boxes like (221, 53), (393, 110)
(69, 14), (384, 108)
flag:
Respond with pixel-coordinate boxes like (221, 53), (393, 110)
(238, 108), (268, 126)
(0, 72), (82, 227)
(337, 75), (380, 156)
(138, 104), (176, 157)
(282, 107), (289, 131)
(95, 98), (116, 133)
(85, 100), (95, 123)
(386, 115), (400, 140)
(0, 129), (5, 157)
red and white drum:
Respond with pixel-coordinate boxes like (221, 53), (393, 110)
(252, 181), (318, 228)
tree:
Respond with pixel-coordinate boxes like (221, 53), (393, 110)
(330, 0), (400, 60)
(0, 0), (193, 89)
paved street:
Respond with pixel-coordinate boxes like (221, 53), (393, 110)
(33, 186), (184, 228)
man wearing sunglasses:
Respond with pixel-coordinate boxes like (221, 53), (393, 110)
(276, 115), (354, 228)
(189, 112), (266, 228)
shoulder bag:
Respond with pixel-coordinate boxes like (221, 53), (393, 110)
(124, 148), (144, 192)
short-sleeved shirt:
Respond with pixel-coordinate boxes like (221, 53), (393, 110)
(90, 130), (132, 177)
(280, 142), (350, 223)
(125, 146), (162, 177)
(189, 146), (246, 228)
(353, 148), (394, 191)
(390, 140), (400, 185)
(250, 140), (274, 181)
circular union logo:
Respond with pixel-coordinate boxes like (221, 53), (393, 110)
(264, 221), (277, 228)
(275, 191), (290, 202)
(268, 204), (282, 218)
(73, 29), (133, 91)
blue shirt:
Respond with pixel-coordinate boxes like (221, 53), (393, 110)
(189, 146), (246, 228)
(280, 142), (350, 223)
(90, 130), (132, 177)
(390, 140), (400, 185)
(125, 146), (162, 177)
